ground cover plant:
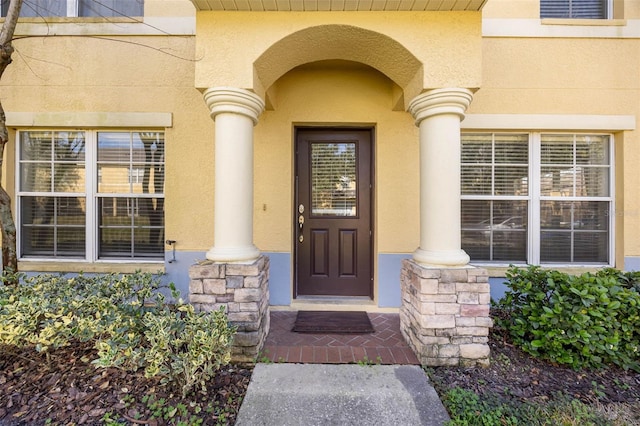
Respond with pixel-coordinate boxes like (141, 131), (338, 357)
(429, 266), (640, 426)
(0, 272), (249, 425)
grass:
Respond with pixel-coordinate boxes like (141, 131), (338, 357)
(439, 387), (638, 426)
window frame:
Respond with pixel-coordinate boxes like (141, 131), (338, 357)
(540, 0), (612, 20)
(1, 0), (144, 18)
(461, 131), (615, 267)
(16, 129), (165, 263)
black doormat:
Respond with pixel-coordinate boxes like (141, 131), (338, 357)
(292, 310), (375, 334)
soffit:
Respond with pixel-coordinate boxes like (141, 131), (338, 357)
(191, 0), (487, 12)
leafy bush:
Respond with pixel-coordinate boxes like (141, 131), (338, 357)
(494, 266), (640, 371)
(0, 272), (235, 396)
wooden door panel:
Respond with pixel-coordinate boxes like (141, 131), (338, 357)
(295, 129), (373, 298)
(311, 229), (329, 277)
(339, 229), (356, 277)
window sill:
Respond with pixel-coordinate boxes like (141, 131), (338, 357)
(541, 18), (626, 27)
(472, 264), (608, 278)
(2, 17), (141, 23)
(0, 16), (194, 36)
(18, 260), (165, 274)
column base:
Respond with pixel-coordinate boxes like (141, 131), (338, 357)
(412, 248), (470, 267)
(189, 255), (270, 363)
(206, 245), (261, 263)
(399, 259), (492, 368)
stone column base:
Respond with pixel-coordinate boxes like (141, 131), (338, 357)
(188, 255), (270, 363)
(400, 259), (492, 367)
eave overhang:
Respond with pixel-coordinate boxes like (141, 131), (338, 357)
(190, 0), (487, 12)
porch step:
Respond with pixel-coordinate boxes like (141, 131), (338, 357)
(235, 363), (450, 426)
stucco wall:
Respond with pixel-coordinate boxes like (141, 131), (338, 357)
(194, 11), (483, 103)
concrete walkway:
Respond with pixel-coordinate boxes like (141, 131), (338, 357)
(236, 363), (450, 426)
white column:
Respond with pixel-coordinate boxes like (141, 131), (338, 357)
(203, 87), (265, 262)
(408, 88), (473, 267)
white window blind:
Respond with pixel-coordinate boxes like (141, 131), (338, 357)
(310, 143), (357, 217)
(540, 0), (607, 19)
(19, 131), (87, 257)
(539, 134), (610, 263)
(461, 134), (529, 263)
(2, 0), (143, 18)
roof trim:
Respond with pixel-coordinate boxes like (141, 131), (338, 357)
(190, 0), (486, 12)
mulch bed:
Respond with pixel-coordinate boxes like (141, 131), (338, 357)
(1, 330), (639, 425)
(0, 343), (252, 425)
(428, 333), (640, 406)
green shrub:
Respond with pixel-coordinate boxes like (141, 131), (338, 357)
(95, 303), (234, 397)
(494, 266), (640, 371)
(0, 272), (236, 397)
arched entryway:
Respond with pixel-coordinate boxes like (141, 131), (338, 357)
(189, 13), (490, 365)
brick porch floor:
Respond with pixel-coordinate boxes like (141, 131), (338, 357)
(261, 311), (420, 365)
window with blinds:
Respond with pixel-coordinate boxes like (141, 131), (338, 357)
(539, 134), (610, 263)
(1, 0), (143, 18)
(540, 0), (608, 19)
(19, 131), (86, 257)
(18, 129), (164, 261)
(97, 132), (164, 259)
(461, 134), (529, 262)
(310, 142), (357, 217)
(461, 132), (613, 265)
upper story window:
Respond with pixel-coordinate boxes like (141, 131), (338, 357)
(540, 0), (608, 19)
(1, 0), (143, 18)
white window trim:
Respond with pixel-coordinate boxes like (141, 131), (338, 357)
(540, 0), (612, 20)
(482, 18), (638, 38)
(462, 131), (615, 268)
(16, 129), (165, 264)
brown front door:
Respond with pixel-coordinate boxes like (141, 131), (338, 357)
(295, 128), (373, 298)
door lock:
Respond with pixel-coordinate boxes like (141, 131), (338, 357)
(298, 205), (305, 243)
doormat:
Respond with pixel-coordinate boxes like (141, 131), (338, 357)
(292, 310), (375, 334)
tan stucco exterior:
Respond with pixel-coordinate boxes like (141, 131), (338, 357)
(1, 0), (639, 307)
(194, 11), (483, 107)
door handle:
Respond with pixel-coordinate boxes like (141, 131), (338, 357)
(298, 204), (305, 243)
(298, 214), (304, 243)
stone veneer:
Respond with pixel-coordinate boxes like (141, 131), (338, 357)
(188, 255), (270, 363)
(400, 259), (492, 367)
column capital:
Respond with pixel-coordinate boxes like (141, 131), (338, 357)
(408, 88), (473, 126)
(203, 87), (265, 125)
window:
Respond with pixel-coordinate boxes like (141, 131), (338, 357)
(2, 0), (143, 18)
(18, 130), (164, 261)
(461, 133), (612, 265)
(461, 134), (529, 263)
(540, 0), (608, 19)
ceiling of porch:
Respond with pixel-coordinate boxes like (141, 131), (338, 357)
(190, 0), (487, 12)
